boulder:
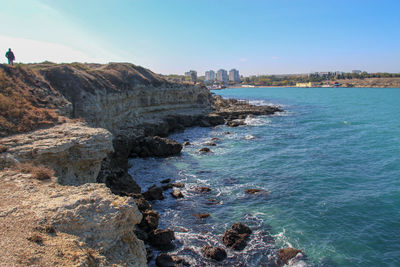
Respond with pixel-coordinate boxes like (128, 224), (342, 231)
(277, 247), (303, 266)
(135, 136), (182, 157)
(139, 210), (160, 232)
(195, 186), (211, 193)
(143, 185), (164, 201)
(148, 229), (175, 249)
(202, 246), (227, 261)
(183, 141), (191, 146)
(132, 194), (152, 212)
(204, 142), (217, 146)
(245, 188), (269, 195)
(156, 253), (189, 267)
(222, 223), (252, 251)
(171, 182), (185, 188)
(171, 189), (184, 199)
(199, 148), (211, 153)
(226, 120), (246, 127)
(161, 178), (171, 184)
(193, 213), (210, 219)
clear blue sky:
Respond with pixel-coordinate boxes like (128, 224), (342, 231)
(1, 0), (399, 75)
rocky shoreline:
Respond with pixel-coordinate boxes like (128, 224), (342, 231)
(98, 96), (307, 266)
(0, 63), (302, 266)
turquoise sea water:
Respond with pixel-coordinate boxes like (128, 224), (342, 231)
(129, 87), (400, 266)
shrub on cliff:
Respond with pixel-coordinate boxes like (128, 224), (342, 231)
(14, 163), (55, 180)
(0, 66), (64, 137)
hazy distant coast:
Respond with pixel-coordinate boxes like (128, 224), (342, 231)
(226, 77), (400, 88)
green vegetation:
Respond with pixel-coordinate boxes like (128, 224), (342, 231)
(242, 72), (400, 86)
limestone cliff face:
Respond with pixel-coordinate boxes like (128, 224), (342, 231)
(38, 63), (212, 134)
(0, 123), (113, 185)
(0, 170), (146, 267)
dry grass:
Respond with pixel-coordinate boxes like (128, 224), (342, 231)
(14, 163), (54, 180)
(0, 66), (62, 137)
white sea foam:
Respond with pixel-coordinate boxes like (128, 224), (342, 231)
(248, 99), (282, 108)
(244, 115), (271, 126)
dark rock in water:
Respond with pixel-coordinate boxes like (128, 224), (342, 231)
(155, 253), (190, 267)
(199, 119), (211, 127)
(222, 223), (252, 251)
(139, 209), (160, 232)
(245, 188), (268, 195)
(134, 228), (148, 241)
(226, 120), (246, 127)
(132, 194), (152, 212)
(162, 184), (173, 191)
(195, 186), (211, 193)
(148, 229), (175, 249)
(161, 178), (171, 184)
(199, 147), (211, 153)
(211, 137), (221, 141)
(204, 142), (217, 146)
(143, 185), (164, 201)
(193, 213), (210, 219)
(224, 131), (231, 135)
(103, 169), (141, 196)
(207, 199), (219, 205)
(171, 182), (185, 188)
(202, 245), (227, 261)
(231, 222), (252, 235)
(183, 141), (191, 146)
(133, 136), (182, 157)
(204, 114), (225, 126)
(146, 246), (154, 263)
(171, 189), (184, 199)
(277, 247), (303, 266)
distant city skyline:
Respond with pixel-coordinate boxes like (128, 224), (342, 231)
(1, 0), (399, 75)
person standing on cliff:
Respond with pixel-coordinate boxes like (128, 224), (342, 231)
(5, 48), (15, 66)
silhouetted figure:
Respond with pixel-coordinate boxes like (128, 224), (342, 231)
(5, 48), (15, 66)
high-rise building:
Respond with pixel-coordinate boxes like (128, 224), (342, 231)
(205, 70), (215, 82)
(185, 70), (197, 82)
(216, 69), (228, 83)
(229, 69), (240, 82)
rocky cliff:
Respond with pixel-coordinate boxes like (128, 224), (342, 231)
(36, 62), (212, 134)
(0, 62), (215, 266)
(0, 170), (146, 266)
(0, 122), (113, 185)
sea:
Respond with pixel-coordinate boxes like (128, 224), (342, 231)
(129, 87), (400, 267)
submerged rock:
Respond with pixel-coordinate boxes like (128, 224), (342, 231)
(211, 137), (221, 141)
(202, 245), (227, 261)
(222, 223), (252, 251)
(204, 142), (217, 146)
(183, 141), (191, 146)
(245, 188), (269, 195)
(148, 229), (175, 249)
(199, 147), (211, 153)
(193, 213), (210, 219)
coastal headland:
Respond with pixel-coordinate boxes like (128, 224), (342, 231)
(0, 62), (298, 266)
